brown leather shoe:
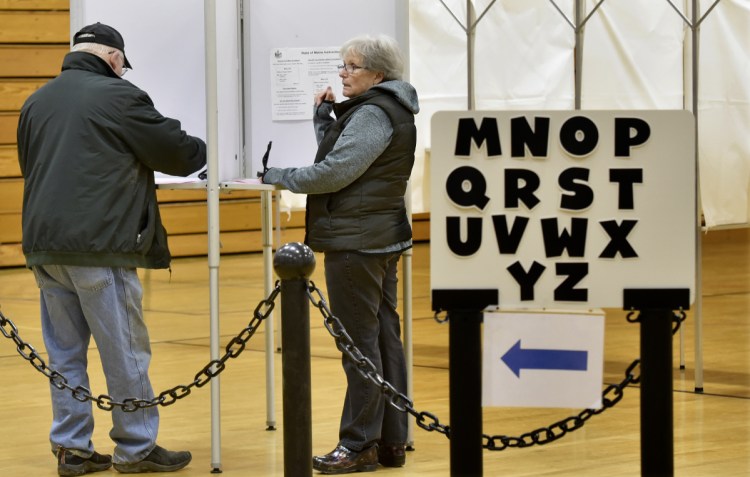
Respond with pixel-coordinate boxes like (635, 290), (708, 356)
(377, 442), (406, 467)
(312, 445), (378, 474)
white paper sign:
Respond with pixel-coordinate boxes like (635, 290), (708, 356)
(270, 47), (342, 121)
(482, 310), (605, 409)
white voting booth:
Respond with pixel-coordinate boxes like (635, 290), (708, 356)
(70, 0), (409, 471)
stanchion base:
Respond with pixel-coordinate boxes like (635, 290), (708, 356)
(695, 387), (704, 393)
(210, 466), (223, 473)
(266, 425), (277, 431)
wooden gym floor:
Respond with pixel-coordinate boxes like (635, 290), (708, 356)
(0, 230), (749, 476)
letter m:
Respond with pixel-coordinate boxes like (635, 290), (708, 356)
(455, 117), (502, 156)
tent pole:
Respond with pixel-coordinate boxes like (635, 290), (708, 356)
(574, 0), (584, 109)
(392, 0), (415, 449)
(204, 0), (223, 472)
(467, 0), (475, 110)
(690, 0), (704, 393)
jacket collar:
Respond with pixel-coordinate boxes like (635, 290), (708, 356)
(333, 87), (385, 118)
(61, 51), (121, 79)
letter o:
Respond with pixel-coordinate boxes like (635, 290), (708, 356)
(560, 116), (599, 157)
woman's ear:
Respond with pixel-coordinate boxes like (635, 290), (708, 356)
(373, 71), (385, 85)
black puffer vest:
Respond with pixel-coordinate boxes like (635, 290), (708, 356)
(305, 88), (416, 252)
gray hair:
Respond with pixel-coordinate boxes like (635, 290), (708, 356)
(340, 34), (404, 81)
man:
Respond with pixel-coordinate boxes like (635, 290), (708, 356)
(16, 23), (206, 476)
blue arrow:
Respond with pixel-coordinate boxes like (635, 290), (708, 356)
(501, 340), (588, 378)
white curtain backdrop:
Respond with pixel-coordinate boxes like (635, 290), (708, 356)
(697, 0), (750, 227)
(409, 0), (750, 228)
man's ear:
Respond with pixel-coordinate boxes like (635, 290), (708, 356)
(109, 50), (122, 69)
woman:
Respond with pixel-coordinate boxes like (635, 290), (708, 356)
(262, 34), (419, 474)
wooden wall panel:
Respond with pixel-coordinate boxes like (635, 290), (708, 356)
(0, 46), (68, 77)
(0, 207), (310, 262)
(0, 242), (23, 267)
(156, 188), (260, 203)
(0, 178), (22, 212)
(167, 227), (308, 258)
(412, 214), (430, 243)
(0, 212), (20, 242)
(0, 112), (19, 145)
(0, 206), (421, 267)
(0, 0), (68, 9)
(0, 145), (20, 177)
(161, 200), (262, 235)
(0, 79), (46, 110)
(0, 178), (266, 208)
(0, 11), (69, 42)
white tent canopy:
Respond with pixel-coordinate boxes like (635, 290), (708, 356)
(409, 0), (749, 228)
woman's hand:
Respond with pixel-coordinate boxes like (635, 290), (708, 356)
(315, 86), (335, 106)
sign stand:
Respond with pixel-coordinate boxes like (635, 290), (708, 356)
(624, 288), (690, 477)
(431, 110), (695, 476)
(434, 289), (498, 477)
(449, 309), (484, 476)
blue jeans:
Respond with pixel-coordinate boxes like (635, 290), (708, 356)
(323, 251), (408, 451)
(32, 265), (158, 464)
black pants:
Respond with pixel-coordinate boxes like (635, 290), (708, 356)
(323, 251), (408, 451)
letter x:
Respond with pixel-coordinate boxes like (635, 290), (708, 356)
(599, 220), (638, 258)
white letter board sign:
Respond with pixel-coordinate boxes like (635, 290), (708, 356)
(430, 110), (696, 310)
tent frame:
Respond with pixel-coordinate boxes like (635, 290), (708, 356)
(435, 0), (728, 394)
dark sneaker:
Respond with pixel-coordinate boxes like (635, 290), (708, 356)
(113, 445), (192, 474)
(57, 447), (112, 476)
(312, 445), (378, 474)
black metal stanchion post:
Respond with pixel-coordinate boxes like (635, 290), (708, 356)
(274, 242), (316, 477)
(625, 288), (688, 477)
(449, 309), (483, 477)
(640, 309), (674, 477)
(433, 289), (496, 477)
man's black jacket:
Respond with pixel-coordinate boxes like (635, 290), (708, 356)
(17, 51), (206, 269)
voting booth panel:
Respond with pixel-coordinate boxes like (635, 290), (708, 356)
(243, 0), (408, 175)
(70, 0), (242, 182)
(242, 0), (408, 209)
(72, 0), (408, 188)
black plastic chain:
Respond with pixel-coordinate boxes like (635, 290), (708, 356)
(627, 309), (687, 335)
(483, 359), (641, 449)
(433, 310), (449, 324)
(307, 280), (667, 451)
(485, 310), (690, 449)
(672, 310), (687, 334)
(307, 282), (451, 437)
(3, 280), (686, 446)
(0, 282), (280, 412)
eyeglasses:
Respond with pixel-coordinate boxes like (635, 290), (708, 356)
(337, 64), (365, 75)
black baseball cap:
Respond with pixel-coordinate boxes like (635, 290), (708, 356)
(73, 22), (132, 69)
